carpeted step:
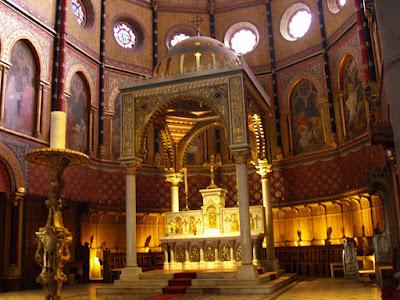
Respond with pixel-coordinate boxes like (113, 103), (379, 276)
(169, 278), (192, 286)
(173, 272), (197, 279)
(163, 285), (187, 294)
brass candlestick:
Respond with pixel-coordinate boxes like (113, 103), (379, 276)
(25, 148), (89, 300)
(203, 154), (222, 189)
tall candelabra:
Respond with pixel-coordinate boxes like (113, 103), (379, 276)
(25, 148), (89, 300)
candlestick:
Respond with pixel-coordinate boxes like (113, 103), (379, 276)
(183, 167), (188, 195)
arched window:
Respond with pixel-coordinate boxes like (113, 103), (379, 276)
(112, 97), (121, 160)
(67, 73), (89, 153)
(340, 56), (367, 139)
(4, 40), (37, 136)
(291, 80), (324, 155)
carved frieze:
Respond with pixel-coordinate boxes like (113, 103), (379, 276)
(229, 76), (247, 146)
(121, 94), (135, 158)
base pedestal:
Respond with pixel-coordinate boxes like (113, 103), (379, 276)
(117, 266), (142, 283)
(235, 264), (259, 279)
(265, 259), (280, 272)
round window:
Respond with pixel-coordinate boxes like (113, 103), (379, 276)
(327, 0), (347, 14)
(113, 22), (137, 49)
(224, 22), (259, 55)
(280, 3), (312, 41)
(170, 33), (191, 47)
(71, 0), (86, 26)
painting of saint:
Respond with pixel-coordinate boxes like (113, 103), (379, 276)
(112, 98), (121, 160)
(4, 41), (36, 136)
(67, 73), (89, 152)
(342, 56), (367, 139)
(291, 80), (324, 155)
(186, 133), (205, 165)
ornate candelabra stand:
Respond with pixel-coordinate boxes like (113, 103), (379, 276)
(25, 148), (89, 300)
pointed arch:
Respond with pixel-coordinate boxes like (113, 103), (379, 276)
(289, 79), (325, 155)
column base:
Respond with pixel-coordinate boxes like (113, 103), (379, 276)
(235, 263), (258, 279)
(265, 258), (280, 272)
(116, 266), (142, 283)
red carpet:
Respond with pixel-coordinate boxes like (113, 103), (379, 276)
(162, 272), (197, 294)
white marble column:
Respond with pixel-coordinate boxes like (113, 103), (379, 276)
(256, 160), (279, 271)
(165, 172), (183, 212)
(117, 163), (142, 283)
(233, 150), (258, 279)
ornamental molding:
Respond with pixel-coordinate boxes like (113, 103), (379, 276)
(2, 29), (49, 81)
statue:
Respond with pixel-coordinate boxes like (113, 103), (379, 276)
(343, 237), (358, 279)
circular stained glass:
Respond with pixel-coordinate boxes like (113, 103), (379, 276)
(113, 22), (137, 49)
(288, 10), (312, 40)
(280, 3), (312, 41)
(230, 29), (257, 55)
(71, 0), (86, 26)
(170, 33), (190, 47)
(224, 22), (259, 55)
(327, 0), (347, 14)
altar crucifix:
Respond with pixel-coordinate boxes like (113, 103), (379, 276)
(204, 154), (222, 189)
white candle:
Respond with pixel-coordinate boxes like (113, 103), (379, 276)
(50, 111), (67, 149)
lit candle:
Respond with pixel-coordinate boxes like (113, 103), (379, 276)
(183, 167), (188, 195)
(50, 111), (67, 149)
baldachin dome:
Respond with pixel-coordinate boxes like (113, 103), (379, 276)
(154, 36), (241, 77)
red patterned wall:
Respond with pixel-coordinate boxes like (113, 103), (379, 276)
(0, 160), (11, 192)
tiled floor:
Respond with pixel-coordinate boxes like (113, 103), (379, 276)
(0, 278), (381, 300)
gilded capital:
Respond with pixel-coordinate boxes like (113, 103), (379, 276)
(126, 161), (141, 175)
(165, 172), (183, 186)
(231, 149), (249, 164)
(255, 159), (272, 179)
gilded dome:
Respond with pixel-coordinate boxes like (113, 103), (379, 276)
(154, 36), (241, 77)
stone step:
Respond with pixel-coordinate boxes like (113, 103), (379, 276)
(114, 279), (170, 288)
(186, 274), (297, 294)
(97, 286), (163, 295)
(169, 278), (192, 286)
(139, 272), (174, 280)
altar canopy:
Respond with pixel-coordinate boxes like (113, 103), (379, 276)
(118, 36), (276, 280)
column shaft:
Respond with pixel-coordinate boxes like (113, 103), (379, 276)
(236, 162), (252, 265)
(126, 173), (137, 267)
(171, 185), (179, 212)
(262, 177), (276, 262)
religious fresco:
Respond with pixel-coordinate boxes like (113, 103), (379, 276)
(4, 41), (37, 136)
(342, 56), (367, 139)
(186, 133), (205, 165)
(67, 73), (89, 153)
(291, 80), (324, 155)
(112, 97), (121, 160)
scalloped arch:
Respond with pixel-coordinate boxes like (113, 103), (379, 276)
(3, 30), (48, 81)
(65, 64), (96, 107)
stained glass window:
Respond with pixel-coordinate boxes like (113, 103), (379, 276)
(288, 9), (312, 40)
(224, 22), (259, 55)
(229, 29), (257, 55)
(71, 0), (86, 26)
(170, 33), (190, 47)
(113, 22), (137, 49)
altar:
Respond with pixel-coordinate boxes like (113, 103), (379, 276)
(160, 187), (265, 271)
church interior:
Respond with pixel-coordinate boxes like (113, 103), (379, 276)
(0, 0), (400, 298)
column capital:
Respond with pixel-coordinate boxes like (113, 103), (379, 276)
(125, 161), (141, 175)
(165, 172), (183, 186)
(231, 149), (249, 164)
(255, 159), (272, 179)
